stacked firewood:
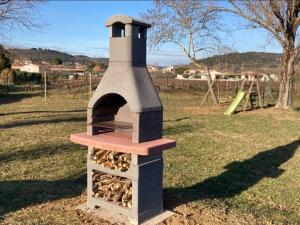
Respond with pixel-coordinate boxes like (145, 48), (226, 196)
(90, 149), (131, 172)
(92, 171), (132, 208)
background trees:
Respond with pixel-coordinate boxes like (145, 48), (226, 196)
(0, 44), (11, 85)
(0, 68), (13, 85)
(0, 0), (43, 90)
(144, 0), (300, 110)
(142, 0), (229, 105)
(51, 57), (63, 65)
(0, 0), (43, 32)
(0, 52), (10, 71)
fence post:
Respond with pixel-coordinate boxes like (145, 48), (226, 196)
(44, 71), (47, 101)
(89, 71), (92, 99)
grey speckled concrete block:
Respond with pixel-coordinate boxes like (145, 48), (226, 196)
(76, 203), (174, 225)
(87, 14), (163, 143)
(86, 148), (169, 225)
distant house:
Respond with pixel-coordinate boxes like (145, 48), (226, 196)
(181, 68), (226, 80)
(223, 74), (242, 81)
(11, 59), (35, 71)
(270, 73), (279, 81)
(13, 59), (32, 65)
(162, 65), (175, 73)
(176, 74), (185, 79)
(41, 61), (50, 65)
(11, 64), (21, 70)
(208, 70), (227, 80)
(147, 65), (159, 73)
(260, 74), (270, 82)
(177, 68), (280, 82)
(50, 65), (85, 76)
(75, 62), (86, 70)
(241, 71), (257, 81)
(183, 69), (200, 75)
(93, 64), (106, 74)
(18, 63), (40, 73)
(69, 74), (79, 80)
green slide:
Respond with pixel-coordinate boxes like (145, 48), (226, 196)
(224, 90), (245, 115)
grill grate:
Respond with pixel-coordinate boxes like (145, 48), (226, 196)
(92, 121), (133, 133)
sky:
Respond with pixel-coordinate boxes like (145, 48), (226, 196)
(2, 1), (282, 66)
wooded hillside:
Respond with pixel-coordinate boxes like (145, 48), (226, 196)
(7, 48), (108, 65)
(198, 52), (284, 73)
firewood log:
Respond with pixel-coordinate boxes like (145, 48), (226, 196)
(92, 171), (132, 208)
(90, 149), (131, 172)
(95, 149), (106, 156)
(112, 189), (125, 202)
(127, 200), (132, 208)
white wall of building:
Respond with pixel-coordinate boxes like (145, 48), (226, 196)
(19, 64), (40, 73)
(162, 65), (175, 73)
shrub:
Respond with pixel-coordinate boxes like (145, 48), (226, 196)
(0, 45), (11, 72)
(183, 74), (190, 79)
(51, 57), (63, 65)
(13, 71), (42, 84)
(193, 74), (202, 79)
(175, 67), (188, 74)
(0, 68), (14, 85)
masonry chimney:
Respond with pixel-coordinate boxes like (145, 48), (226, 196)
(87, 14), (163, 143)
(106, 14), (150, 66)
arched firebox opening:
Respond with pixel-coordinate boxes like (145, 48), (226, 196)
(92, 93), (133, 135)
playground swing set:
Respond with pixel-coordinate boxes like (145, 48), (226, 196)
(199, 53), (274, 114)
(224, 74), (264, 115)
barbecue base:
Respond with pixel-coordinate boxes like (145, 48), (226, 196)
(86, 150), (166, 225)
(76, 203), (174, 225)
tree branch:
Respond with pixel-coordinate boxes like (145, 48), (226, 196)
(269, 0), (285, 32)
(214, 1), (285, 45)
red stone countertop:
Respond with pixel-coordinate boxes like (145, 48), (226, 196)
(70, 132), (176, 155)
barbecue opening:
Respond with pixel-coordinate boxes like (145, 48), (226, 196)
(92, 93), (133, 135)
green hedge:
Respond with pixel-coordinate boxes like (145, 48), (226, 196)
(13, 71), (42, 84)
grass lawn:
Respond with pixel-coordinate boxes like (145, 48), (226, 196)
(0, 91), (300, 225)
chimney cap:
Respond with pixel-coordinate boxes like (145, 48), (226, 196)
(105, 14), (151, 28)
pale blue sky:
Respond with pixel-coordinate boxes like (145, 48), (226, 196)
(3, 1), (282, 65)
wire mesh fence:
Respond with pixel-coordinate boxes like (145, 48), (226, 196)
(1, 76), (300, 109)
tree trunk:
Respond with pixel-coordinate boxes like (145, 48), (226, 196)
(192, 61), (219, 105)
(207, 68), (219, 104)
(275, 46), (295, 109)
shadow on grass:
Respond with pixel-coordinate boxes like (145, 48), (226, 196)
(263, 103), (276, 108)
(0, 92), (41, 105)
(164, 123), (195, 136)
(0, 172), (86, 216)
(235, 103), (276, 114)
(0, 116), (86, 129)
(164, 117), (190, 123)
(0, 109), (86, 116)
(0, 143), (86, 163)
(164, 139), (300, 209)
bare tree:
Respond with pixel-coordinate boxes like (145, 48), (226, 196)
(142, 0), (229, 105)
(215, 0), (300, 109)
(0, 0), (43, 33)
